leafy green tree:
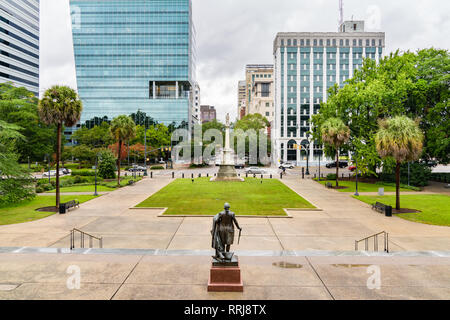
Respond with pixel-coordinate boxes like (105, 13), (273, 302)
(70, 145), (96, 168)
(39, 86), (83, 208)
(0, 120), (35, 205)
(110, 115), (136, 186)
(0, 83), (55, 162)
(375, 116), (424, 210)
(72, 122), (112, 148)
(98, 149), (116, 179)
(321, 118), (350, 187)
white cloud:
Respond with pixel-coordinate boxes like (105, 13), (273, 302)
(39, 0), (450, 121)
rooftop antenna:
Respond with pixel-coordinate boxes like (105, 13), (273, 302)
(339, 0), (344, 29)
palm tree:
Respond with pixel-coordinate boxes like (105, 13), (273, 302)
(375, 116), (423, 210)
(39, 86), (82, 209)
(110, 115), (136, 187)
(321, 117), (350, 187)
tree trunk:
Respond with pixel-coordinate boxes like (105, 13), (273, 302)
(56, 123), (61, 209)
(117, 140), (122, 187)
(335, 149), (339, 188)
(396, 160), (400, 211)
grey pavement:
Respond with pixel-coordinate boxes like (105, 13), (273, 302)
(0, 251), (448, 300)
(0, 176), (449, 252)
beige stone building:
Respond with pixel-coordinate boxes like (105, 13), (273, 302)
(238, 65), (274, 125)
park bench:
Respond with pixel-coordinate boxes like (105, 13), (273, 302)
(59, 200), (79, 214)
(371, 202), (392, 217)
(326, 182), (333, 189)
(128, 180), (135, 186)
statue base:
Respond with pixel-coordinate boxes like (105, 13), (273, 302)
(208, 256), (243, 292)
(213, 165), (244, 182)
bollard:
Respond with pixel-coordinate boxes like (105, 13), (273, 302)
(314, 174), (316, 179)
(150, 172), (153, 179)
(246, 173), (248, 178)
(207, 173), (209, 178)
(280, 172), (283, 179)
(270, 174), (272, 179)
(191, 173), (194, 179)
(261, 174), (263, 179)
(182, 173), (185, 179)
(172, 172), (174, 179)
(125, 173), (127, 177)
(199, 173), (201, 178)
(253, 174), (256, 178)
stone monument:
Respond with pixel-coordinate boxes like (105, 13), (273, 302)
(213, 113), (243, 182)
(208, 203), (244, 292)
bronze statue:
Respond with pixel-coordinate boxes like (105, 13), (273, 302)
(211, 203), (242, 262)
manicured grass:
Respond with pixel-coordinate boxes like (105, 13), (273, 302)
(0, 195), (99, 225)
(103, 176), (143, 188)
(316, 180), (416, 192)
(354, 194), (450, 226)
(44, 185), (116, 193)
(136, 178), (315, 216)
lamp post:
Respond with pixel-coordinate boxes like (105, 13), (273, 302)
(44, 153), (50, 183)
(305, 134), (311, 176)
(354, 154), (359, 197)
(318, 150), (321, 182)
(94, 153), (101, 196)
(144, 127), (148, 176)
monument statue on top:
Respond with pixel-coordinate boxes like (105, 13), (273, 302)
(211, 203), (242, 264)
(213, 113), (243, 181)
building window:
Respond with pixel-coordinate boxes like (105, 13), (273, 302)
(300, 39), (304, 46)
(261, 83), (270, 97)
(266, 102), (270, 107)
(353, 39), (357, 47)
(281, 39), (284, 46)
(346, 39), (350, 46)
(327, 39), (330, 46)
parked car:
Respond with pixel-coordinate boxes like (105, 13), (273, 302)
(325, 161), (348, 169)
(279, 161), (295, 169)
(245, 167), (266, 174)
(43, 169), (68, 177)
(128, 165), (147, 172)
(348, 165), (357, 172)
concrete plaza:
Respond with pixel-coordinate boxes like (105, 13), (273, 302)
(0, 174), (449, 299)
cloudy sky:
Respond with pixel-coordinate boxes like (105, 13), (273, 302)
(40, 0), (450, 122)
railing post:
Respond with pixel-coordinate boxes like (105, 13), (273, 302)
(386, 233), (389, 253)
(355, 241), (358, 251)
(89, 236), (93, 249)
(374, 235), (378, 252)
(100, 238), (103, 249)
(365, 239), (368, 251)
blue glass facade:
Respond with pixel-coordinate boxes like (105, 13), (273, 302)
(70, 0), (196, 129)
(0, 0), (39, 96)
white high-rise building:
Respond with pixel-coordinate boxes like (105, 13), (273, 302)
(0, 0), (39, 96)
(273, 20), (385, 165)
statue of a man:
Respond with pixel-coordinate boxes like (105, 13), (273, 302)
(211, 203), (242, 262)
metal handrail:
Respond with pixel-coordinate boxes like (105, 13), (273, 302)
(70, 228), (103, 250)
(355, 231), (389, 253)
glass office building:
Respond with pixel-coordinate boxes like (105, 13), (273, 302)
(273, 21), (385, 164)
(0, 0), (39, 96)
(70, 0), (196, 132)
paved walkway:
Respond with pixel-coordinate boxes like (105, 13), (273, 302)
(0, 176), (449, 252)
(0, 250), (448, 300)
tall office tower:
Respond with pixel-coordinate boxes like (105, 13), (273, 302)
(0, 0), (39, 96)
(273, 20), (385, 164)
(70, 0), (196, 133)
(237, 80), (246, 120)
(192, 82), (200, 125)
(244, 64), (274, 126)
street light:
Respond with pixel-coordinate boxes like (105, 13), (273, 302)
(304, 134), (311, 176)
(94, 153), (101, 196)
(144, 126), (148, 177)
(44, 153), (50, 183)
(354, 155), (359, 197)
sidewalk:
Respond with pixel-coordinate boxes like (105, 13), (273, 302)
(0, 250), (448, 300)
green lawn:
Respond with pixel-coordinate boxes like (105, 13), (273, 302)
(44, 185), (116, 193)
(316, 180), (416, 192)
(136, 178), (315, 216)
(354, 194), (450, 226)
(0, 195), (99, 225)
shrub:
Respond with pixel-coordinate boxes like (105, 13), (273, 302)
(73, 175), (90, 184)
(71, 169), (96, 177)
(150, 165), (164, 170)
(430, 173), (450, 183)
(326, 173), (337, 180)
(98, 150), (116, 179)
(380, 162), (432, 187)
